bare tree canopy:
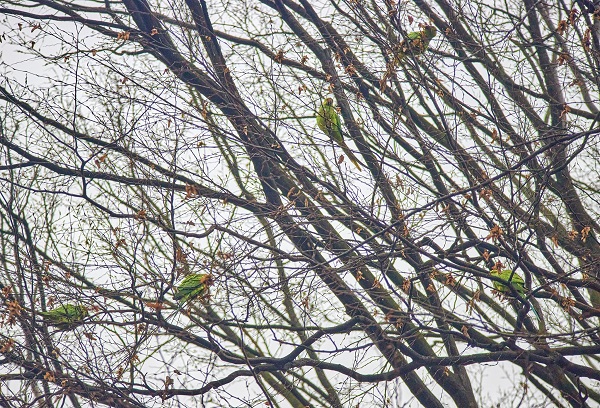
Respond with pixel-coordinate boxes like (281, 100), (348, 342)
(1, 0), (600, 406)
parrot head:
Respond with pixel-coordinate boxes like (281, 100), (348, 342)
(323, 98), (334, 106)
(64, 304), (89, 320)
(423, 25), (437, 40)
(79, 306), (90, 318)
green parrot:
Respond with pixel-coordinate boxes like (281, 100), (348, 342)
(316, 98), (362, 171)
(490, 269), (540, 320)
(395, 25), (437, 63)
(39, 304), (88, 330)
(173, 273), (214, 305)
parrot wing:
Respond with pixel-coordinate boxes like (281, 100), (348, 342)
(406, 31), (422, 41)
(491, 270), (525, 295)
(317, 100), (341, 139)
(316, 103), (330, 135)
(325, 105), (343, 144)
(40, 304), (88, 329)
(499, 269), (526, 294)
(491, 270), (540, 320)
(173, 274), (212, 304)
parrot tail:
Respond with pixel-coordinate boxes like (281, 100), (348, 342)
(344, 148), (362, 171)
(339, 140), (362, 171)
(515, 299), (541, 322)
(528, 301), (541, 321)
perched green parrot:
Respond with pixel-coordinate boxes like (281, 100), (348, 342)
(490, 269), (540, 320)
(395, 25), (437, 63)
(173, 273), (214, 305)
(39, 304), (88, 330)
(316, 98), (362, 171)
